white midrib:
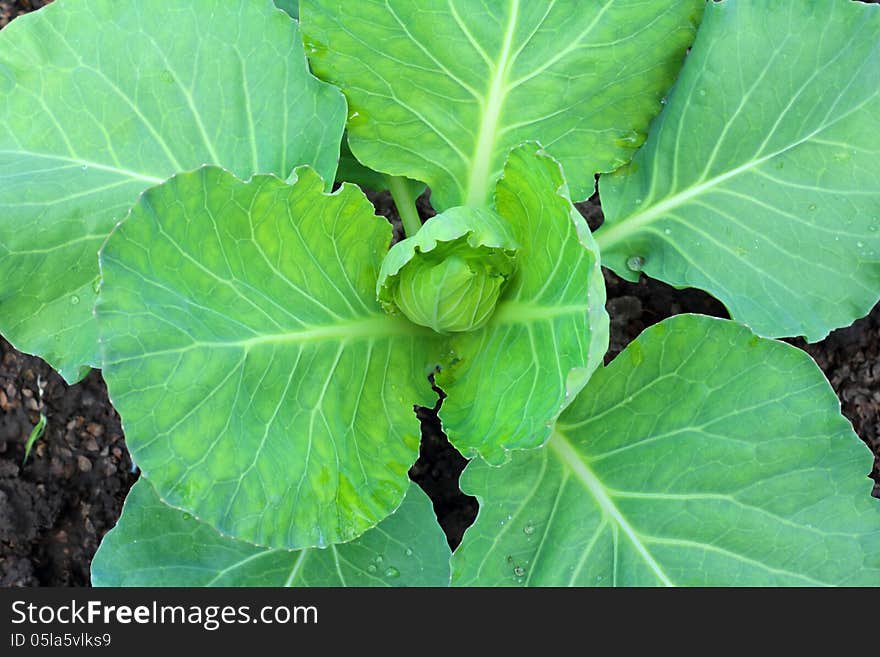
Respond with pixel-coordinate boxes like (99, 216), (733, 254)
(203, 550), (276, 586)
(593, 150), (784, 252)
(464, 0), (520, 207)
(1, 150), (165, 185)
(491, 300), (587, 323)
(548, 430), (675, 587)
(107, 315), (426, 366)
(593, 114), (854, 252)
(238, 315), (415, 348)
(284, 550), (310, 586)
(203, 546), (309, 587)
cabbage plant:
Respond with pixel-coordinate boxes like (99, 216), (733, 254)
(1, 0), (879, 586)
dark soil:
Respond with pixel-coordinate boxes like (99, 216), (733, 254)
(1, 0), (878, 586)
(0, 344), (135, 586)
(0, 0), (50, 29)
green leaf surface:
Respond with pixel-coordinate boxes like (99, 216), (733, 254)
(596, 0), (880, 342)
(0, 0), (345, 380)
(301, 0), (703, 209)
(274, 0), (299, 19)
(436, 145), (608, 464)
(336, 136), (427, 231)
(452, 315), (880, 586)
(92, 479), (450, 587)
(336, 134), (390, 191)
(97, 167), (439, 550)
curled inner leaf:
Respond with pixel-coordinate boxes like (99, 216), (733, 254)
(377, 207), (518, 334)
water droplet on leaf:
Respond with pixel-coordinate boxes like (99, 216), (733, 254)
(367, 564), (377, 574)
(614, 130), (645, 149)
(626, 255), (645, 272)
(513, 566), (525, 577)
(70, 296), (80, 305)
(384, 567), (400, 578)
(523, 524), (535, 535)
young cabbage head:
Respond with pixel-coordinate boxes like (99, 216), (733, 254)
(377, 207), (518, 333)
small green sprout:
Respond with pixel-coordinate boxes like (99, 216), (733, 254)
(22, 375), (47, 465)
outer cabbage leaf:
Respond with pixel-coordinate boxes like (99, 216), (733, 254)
(92, 479), (450, 587)
(97, 167), (439, 550)
(336, 136), (391, 191)
(436, 145), (608, 464)
(301, 0), (704, 209)
(274, 0), (299, 19)
(0, 0), (345, 381)
(452, 315), (880, 586)
(596, 0), (880, 341)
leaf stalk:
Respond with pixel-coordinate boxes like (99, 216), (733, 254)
(388, 175), (423, 237)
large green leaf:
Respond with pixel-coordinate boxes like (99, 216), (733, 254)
(274, 0), (299, 19)
(596, 0), (880, 342)
(97, 167), (439, 550)
(452, 315), (880, 586)
(301, 0), (704, 209)
(336, 134), (426, 209)
(92, 479), (450, 587)
(0, 0), (345, 381)
(336, 135), (391, 192)
(436, 145), (608, 464)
